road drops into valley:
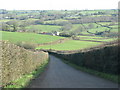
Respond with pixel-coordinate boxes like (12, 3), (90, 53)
(28, 55), (118, 88)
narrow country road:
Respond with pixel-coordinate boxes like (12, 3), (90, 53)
(28, 55), (118, 88)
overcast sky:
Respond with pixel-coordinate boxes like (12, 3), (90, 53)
(1, 0), (119, 10)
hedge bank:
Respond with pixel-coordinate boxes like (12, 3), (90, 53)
(50, 44), (119, 75)
(0, 41), (49, 87)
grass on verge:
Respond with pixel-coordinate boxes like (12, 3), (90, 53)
(60, 57), (119, 83)
(4, 59), (49, 88)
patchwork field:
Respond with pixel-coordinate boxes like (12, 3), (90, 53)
(1, 31), (116, 51)
(1, 9), (119, 88)
(80, 38), (116, 42)
(1, 31), (64, 44)
(25, 25), (62, 32)
(36, 40), (102, 50)
(0, 19), (10, 22)
(44, 19), (68, 24)
(78, 35), (107, 38)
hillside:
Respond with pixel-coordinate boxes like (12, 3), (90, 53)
(1, 9), (118, 38)
(0, 9), (119, 88)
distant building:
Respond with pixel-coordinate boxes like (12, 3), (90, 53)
(28, 15), (34, 18)
(39, 31), (60, 36)
(54, 31), (60, 36)
(5, 16), (9, 19)
(52, 33), (56, 36)
(39, 32), (55, 36)
(17, 30), (23, 32)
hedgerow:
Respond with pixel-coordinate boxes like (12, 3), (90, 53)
(0, 41), (48, 87)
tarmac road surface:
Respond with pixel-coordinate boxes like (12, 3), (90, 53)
(28, 55), (118, 88)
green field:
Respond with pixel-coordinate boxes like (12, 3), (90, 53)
(90, 15), (111, 17)
(1, 31), (64, 44)
(25, 25), (62, 32)
(79, 10), (105, 15)
(79, 10), (116, 15)
(111, 29), (118, 32)
(89, 27), (109, 33)
(78, 35), (106, 38)
(83, 23), (118, 33)
(44, 19), (68, 24)
(0, 19), (10, 22)
(68, 23), (112, 34)
(98, 22), (118, 26)
(78, 35), (116, 42)
(70, 24), (82, 31)
(36, 40), (101, 50)
(109, 25), (118, 28)
(83, 23), (99, 27)
(81, 38), (116, 42)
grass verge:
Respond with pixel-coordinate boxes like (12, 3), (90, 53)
(3, 58), (49, 88)
(60, 57), (119, 84)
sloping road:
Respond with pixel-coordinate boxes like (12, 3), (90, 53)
(28, 55), (118, 88)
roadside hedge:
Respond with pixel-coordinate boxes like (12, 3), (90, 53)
(0, 41), (49, 87)
(50, 45), (119, 75)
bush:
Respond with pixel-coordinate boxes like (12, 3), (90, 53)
(59, 32), (72, 37)
(16, 41), (36, 49)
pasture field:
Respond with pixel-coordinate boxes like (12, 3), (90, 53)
(62, 23), (107, 33)
(82, 22), (118, 33)
(0, 19), (10, 22)
(78, 35), (116, 42)
(1, 31), (64, 44)
(68, 22), (118, 34)
(79, 10), (102, 15)
(36, 40), (101, 50)
(70, 24), (82, 31)
(80, 31), (90, 34)
(110, 29), (118, 32)
(44, 19), (68, 24)
(88, 27), (109, 33)
(109, 25), (118, 28)
(79, 10), (116, 15)
(78, 35), (107, 38)
(16, 13), (29, 17)
(25, 25), (62, 32)
(98, 22), (118, 26)
(24, 18), (40, 21)
(89, 15), (111, 17)
(83, 23), (99, 28)
(64, 16), (80, 19)
(80, 38), (116, 42)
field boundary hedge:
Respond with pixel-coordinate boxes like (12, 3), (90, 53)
(40, 40), (118, 54)
(49, 42), (119, 75)
(0, 41), (49, 87)
(38, 38), (71, 46)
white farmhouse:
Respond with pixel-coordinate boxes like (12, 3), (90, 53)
(54, 31), (60, 36)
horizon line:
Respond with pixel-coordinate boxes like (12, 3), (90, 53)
(0, 8), (118, 11)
